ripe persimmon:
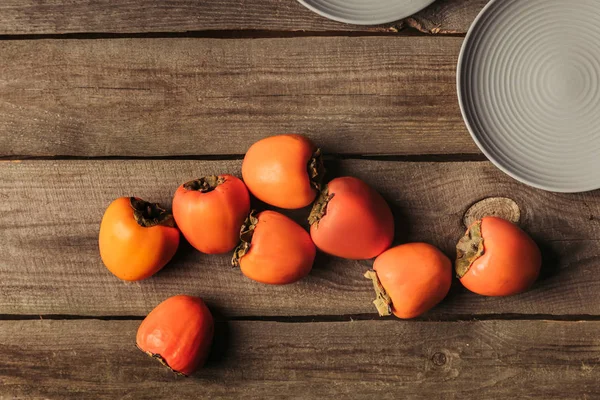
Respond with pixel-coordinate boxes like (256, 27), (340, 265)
(309, 177), (394, 259)
(136, 295), (214, 376)
(232, 210), (316, 284)
(242, 134), (324, 209)
(365, 243), (452, 319)
(173, 175), (250, 254)
(99, 197), (179, 281)
(456, 216), (541, 296)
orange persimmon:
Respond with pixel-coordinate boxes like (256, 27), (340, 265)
(456, 216), (541, 296)
(232, 210), (316, 284)
(241, 134), (324, 209)
(99, 197), (179, 281)
(365, 243), (452, 319)
(173, 175), (250, 254)
(309, 177), (394, 259)
(136, 295), (214, 376)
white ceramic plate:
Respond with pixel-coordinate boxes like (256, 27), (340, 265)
(458, 0), (600, 192)
(297, 0), (436, 25)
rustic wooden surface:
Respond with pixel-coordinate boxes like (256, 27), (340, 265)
(2, 319), (599, 399)
(1, 159), (600, 317)
(1, 0), (599, 399)
(0, 0), (487, 35)
(0, 36), (474, 158)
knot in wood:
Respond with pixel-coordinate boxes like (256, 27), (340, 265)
(431, 352), (447, 366)
(463, 197), (521, 228)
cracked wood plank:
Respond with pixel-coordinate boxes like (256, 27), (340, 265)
(0, 0), (486, 35)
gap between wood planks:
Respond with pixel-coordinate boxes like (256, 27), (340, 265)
(2, 313), (600, 322)
(0, 29), (466, 42)
(0, 154), (488, 162)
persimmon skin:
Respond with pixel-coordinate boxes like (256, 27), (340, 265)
(239, 211), (316, 284)
(459, 217), (541, 297)
(99, 197), (179, 281)
(310, 177), (394, 260)
(374, 243), (452, 319)
(172, 175), (250, 254)
(242, 134), (319, 209)
(136, 295), (214, 376)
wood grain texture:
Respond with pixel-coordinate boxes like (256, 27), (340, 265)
(1, 319), (599, 399)
(463, 197), (521, 227)
(0, 0), (486, 35)
(1, 159), (599, 317)
(0, 36), (477, 158)
(406, 0), (488, 34)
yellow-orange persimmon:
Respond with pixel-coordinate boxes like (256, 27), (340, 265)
(99, 197), (179, 281)
(173, 175), (250, 254)
(365, 243), (452, 319)
(242, 134), (324, 209)
(232, 210), (316, 284)
(456, 216), (541, 296)
(136, 295), (214, 376)
(309, 177), (394, 260)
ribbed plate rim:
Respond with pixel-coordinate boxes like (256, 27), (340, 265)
(457, 0), (600, 193)
(296, 0), (436, 25)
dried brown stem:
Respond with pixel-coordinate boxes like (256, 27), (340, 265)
(364, 270), (392, 317)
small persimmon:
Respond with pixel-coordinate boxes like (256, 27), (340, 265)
(136, 295), (214, 376)
(99, 197), (179, 281)
(309, 177), (394, 259)
(365, 243), (452, 319)
(173, 174), (250, 254)
(242, 134), (324, 209)
(232, 210), (316, 284)
(456, 216), (541, 296)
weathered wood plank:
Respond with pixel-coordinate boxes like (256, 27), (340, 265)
(1, 319), (599, 399)
(0, 36), (477, 158)
(0, 0), (486, 35)
(1, 159), (599, 317)
(406, 0), (488, 34)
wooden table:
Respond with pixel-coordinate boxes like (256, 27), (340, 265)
(1, 1), (599, 398)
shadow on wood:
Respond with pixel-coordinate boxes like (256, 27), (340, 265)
(533, 235), (563, 283)
(434, 273), (468, 314)
(311, 250), (337, 272)
(166, 236), (199, 267)
(384, 194), (411, 247)
(250, 195), (312, 230)
(201, 304), (231, 371)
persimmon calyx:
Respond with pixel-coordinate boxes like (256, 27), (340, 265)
(136, 345), (187, 377)
(364, 270), (392, 317)
(183, 176), (225, 193)
(308, 148), (325, 191)
(308, 186), (334, 227)
(232, 210), (259, 267)
(455, 219), (485, 278)
(130, 197), (175, 228)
